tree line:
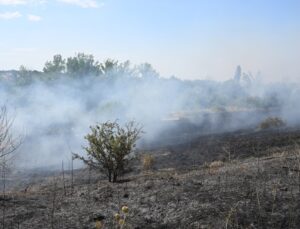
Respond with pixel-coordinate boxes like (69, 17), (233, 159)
(12, 53), (159, 83)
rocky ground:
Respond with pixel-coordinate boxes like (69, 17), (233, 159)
(2, 128), (300, 228)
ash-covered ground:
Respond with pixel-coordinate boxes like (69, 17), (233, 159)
(2, 126), (300, 228)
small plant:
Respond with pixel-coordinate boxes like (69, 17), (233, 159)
(208, 160), (224, 175)
(257, 116), (286, 130)
(95, 220), (103, 229)
(209, 160), (224, 169)
(114, 206), (129, 229)
(73, 120), (142, 182)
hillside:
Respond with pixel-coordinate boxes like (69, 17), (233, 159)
(2, 127), (300, 228)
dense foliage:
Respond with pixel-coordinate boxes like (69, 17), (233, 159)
(73, 121), (142, 182)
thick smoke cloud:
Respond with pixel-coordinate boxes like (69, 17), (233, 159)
(0, 64), (299, 169)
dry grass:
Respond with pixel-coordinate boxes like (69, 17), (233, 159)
(141, 154), (155, 171)
(209, 160), (224, 169)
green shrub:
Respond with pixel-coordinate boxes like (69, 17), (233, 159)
(74, 121), (142, 182)
(258, 117), (286, 130)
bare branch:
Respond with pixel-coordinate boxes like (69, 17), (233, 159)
(0, 106), (22, 165)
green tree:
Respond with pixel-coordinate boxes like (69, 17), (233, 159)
(43, 54), (66, 74)
(17, 65), (33, 85)
(73, 121), (142, 182)
(101, 59), (133, 78)
(101, 59), (118, 74)
(136, 63), (159, 79)
(66, 53), (101, 77)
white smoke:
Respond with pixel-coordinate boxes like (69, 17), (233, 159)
(0, 65), (300, 169)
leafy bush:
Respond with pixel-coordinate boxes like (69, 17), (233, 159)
(258, 117), (286, 130)
(73, 121), (142, 182)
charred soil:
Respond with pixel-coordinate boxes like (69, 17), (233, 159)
(2, 128), (300, 228)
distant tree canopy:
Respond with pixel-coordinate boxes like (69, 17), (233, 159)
(17, 65), (42, 85)
(0, 55), (276, 111)
(101, 59), (118, 74)
(41, 53), (159, 79)
(43, 54), (65, 74)
(66, 53), (101, 77)
(136, 63), (159, 79)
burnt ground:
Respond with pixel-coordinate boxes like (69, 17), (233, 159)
(144, 127), (300, 169)
(2, 127), (300, 228)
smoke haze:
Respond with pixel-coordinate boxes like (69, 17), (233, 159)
(0, 64), (300, 169)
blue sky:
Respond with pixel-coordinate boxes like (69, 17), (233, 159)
(0, 0), (300, 81)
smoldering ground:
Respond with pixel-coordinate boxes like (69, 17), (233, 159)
(0, 64), (300, 169)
